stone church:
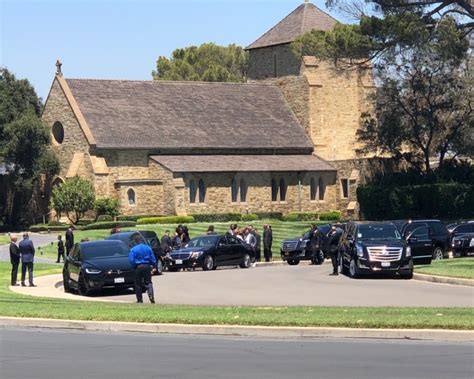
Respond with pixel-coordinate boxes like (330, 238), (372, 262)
(42, 2), (373, 217)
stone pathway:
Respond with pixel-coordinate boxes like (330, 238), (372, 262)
(0, 233), (60, 264)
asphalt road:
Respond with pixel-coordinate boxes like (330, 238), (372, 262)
(60, 263), (474, 307)
(0, 328), (472, 379)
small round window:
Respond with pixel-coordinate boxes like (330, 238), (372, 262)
(52, 121), (64, 144)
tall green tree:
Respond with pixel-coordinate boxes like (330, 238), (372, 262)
(0, 68), (59, 225)
(152, 43), (248, 82)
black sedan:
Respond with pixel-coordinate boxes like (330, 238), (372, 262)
(452, 233), (474, 257)
(167, 234), (254, 271)
(63, 240), (135, 295)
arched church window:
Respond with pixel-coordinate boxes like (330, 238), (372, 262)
(310, 177), (317, 201)
(189, 180), (197, 204)
(231, 178), (238, 203)
(279, 178), (287, 201)
(318, 178), (325, 201)
(127, 188), (136, 206)
(240, 179), (247, 203)
(198, 179), (206, 203)
(271, 179), (278, 202)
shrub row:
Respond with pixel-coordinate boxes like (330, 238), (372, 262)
(97, 215), (113, 222)
(29, 224), (70, 232)
(81, 221), (136, 230)
(191, 212), (283, 223)
(358, 183), (474, 220)
(117, 214), (163, 222)
(281, 211), (341, 222)
(137, 216), (195, 225)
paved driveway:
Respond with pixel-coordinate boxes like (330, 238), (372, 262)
(0, 233), (58, 264)
(13, 263), (474, 307)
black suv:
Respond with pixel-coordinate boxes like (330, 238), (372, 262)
(398, 220), (451, 262)
(339, 221), (413, 279)
(280, 224), (331, 265)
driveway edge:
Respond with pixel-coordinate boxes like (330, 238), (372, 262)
(413, 273), (474, 287)
(0, 316), (472, 342)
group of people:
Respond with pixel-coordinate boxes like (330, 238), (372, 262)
(226, 223), (273, 262)
(159, 224), (190, 253)
(307, 223), (344, 275)
(9, 233), (36, 287)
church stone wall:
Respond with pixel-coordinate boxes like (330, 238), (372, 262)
(248, 44), (302, 80)
(179, 171), (338, 216)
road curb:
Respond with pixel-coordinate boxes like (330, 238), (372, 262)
(413, 273), (474, 287)
(0, 316), (472, 342)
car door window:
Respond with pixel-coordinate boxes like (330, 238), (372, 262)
(227, 236), (239, 245)
(456, 224), (471, 234)
(217, 237), (227, 247)
(429, 222), (447, 236)
(411, 226), (430, 239)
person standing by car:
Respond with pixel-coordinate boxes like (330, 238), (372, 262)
(65, 226), (74, 256)
(9, 235), (20, 286)
(128, 235), (157, 304)
(19, 233), (36, 287)
(263, 225), (273, 262)
(207, 225), (217, 235)
(328, 226), (342, 276)
(56, 235), (65, 263)
(309, 224), (323, 264)
(254, 228), (261, 262)
(161, 230), (172, 253)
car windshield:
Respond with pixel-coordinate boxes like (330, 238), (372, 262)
(186, 236), (219, 248)
(82, 243), (129, 260)
(358, 225), (401, 240)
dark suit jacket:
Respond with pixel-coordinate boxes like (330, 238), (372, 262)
(19, 239), (35, 263)
(10, 243), (20, 264)
(263, 229), (272, 248)
(65, 229), (74, 249)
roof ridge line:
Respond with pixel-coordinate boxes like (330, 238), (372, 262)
(65, 78), (279, 87)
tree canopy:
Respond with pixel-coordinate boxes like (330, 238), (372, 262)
(0, 68), (59, 226)
(152, 43), (248, 82)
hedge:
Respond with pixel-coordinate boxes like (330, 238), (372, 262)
(358, 183), (474, 220)
(282, 212), (320, 222)
(320, 211), (341, 221)
(29, 224), (70, 232)
(254, 212), (283, 220)
(192, 213), (243, 222)
(117, 214), (162, 222)
(241, 213), (259, 222)
(97, 215), (113, 222)
(137, 216), (195, 225)
(82, 221), (136, 230)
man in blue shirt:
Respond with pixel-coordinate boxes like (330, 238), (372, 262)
(19, 233), (36, 287)
(128, 234), (157, 303)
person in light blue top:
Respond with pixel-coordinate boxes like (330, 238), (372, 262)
(128, 234), (157, 303)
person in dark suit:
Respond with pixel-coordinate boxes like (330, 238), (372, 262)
(161, 230), (172, 253)
(263, 225), (273, 262)
(328, 226), (343, 275)
(253, 228), (261, 262)
(9, 236), (20, 286)
(56, 235), (65, 263)
(19, 233), (35, 287)
(309, 224), (324, 264)
(65, 226), (74, 256)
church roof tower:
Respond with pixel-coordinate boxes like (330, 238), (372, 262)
(246, 1), (337, 50)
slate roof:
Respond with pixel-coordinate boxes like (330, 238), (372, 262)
(246, 2), (337, 50)
(66, 79), (313, 151)
(150, 155), (335, 173)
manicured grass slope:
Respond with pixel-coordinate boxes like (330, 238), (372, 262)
(415, 258), (474, 279)
(0, 262), (472, 329)
(37, 220), (314, 260)
(0, 235), (11, 246)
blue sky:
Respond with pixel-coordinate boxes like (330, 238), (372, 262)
(1, 0), (343, 100)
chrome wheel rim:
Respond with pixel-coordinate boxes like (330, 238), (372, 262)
(243, 254), (250, 267)
(205, 256), (213, 270)
(349, 259), (356, 277)
(434, 248), (443, 260)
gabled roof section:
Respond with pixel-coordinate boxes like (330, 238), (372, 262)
(65, 79), (314, 151)
(246, 2), (337, 50)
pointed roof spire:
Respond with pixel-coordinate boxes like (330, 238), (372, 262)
(246, 2), (337, 50)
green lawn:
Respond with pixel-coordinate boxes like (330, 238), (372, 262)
(415, 258), (474, 280)
(0, 262), (472, 329)
(36, 220), (317, 260)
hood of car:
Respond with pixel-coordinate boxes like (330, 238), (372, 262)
(83, 256), (132, 272)
(359, 240), (405, 248)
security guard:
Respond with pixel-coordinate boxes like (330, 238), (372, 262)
(128, 235), (157, 303)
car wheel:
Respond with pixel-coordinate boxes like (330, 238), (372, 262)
(239, 253), (251, 269)
(156, 259), (163, 275)
(78, 275), (90, 296)
(314, 251), (325, 265)
(400, 261), (414, 280)
(202, 255), (214, 271)
(287, 259), (300, 266)
(63, 271), (71, 293)
(433, 247), (444, 260)
(349, 258), (359, 279)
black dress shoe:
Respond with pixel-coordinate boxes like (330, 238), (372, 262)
(21, 283), (26, 287)
(29, 284), (37, 287)
(136, 300), (143, 303)
(149, 298), (155, 304)
(329, 272), (339, 276)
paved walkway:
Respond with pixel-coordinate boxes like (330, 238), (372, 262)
(0, 233), (59, 264)
(11, 264), (474, 307)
